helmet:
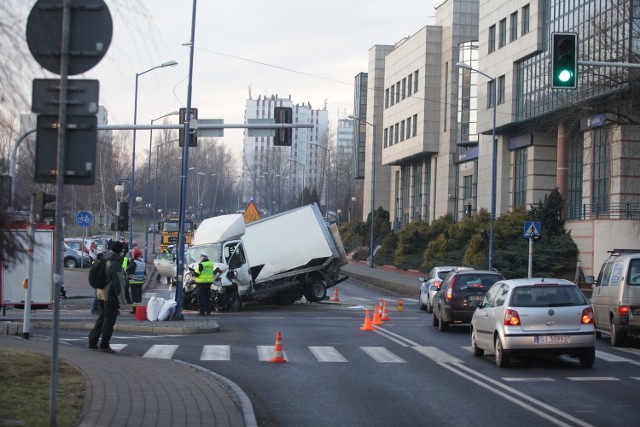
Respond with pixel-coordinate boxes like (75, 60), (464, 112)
(132, 248), (143, 258)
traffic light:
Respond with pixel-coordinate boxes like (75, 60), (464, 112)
(179, 107), (198, 147)
(551, 32), (578, 89)
(34, 191), (56, 222)
(117, 201), (129, 231)
(273, 106), (292, 146)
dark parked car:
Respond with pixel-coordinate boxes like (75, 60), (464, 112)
(432, 269), (504, 331)
(63, 243), (92, 269)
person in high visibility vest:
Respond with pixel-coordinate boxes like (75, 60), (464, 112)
(121, 253), (132, 304)
(126, 248), (146, 314)
(194, 253), (214, 315)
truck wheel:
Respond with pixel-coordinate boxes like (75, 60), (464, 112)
(304, 280), (327, 303)
(274, 293), (297, 305)
(610, 321), (626, 347)
(224, 291), (242, 312)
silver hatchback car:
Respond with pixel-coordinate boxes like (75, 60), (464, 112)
(470, 278), (596, 368)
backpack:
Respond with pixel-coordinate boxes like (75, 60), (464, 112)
(88, 258), (108, 289)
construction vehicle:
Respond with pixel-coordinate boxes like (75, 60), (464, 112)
(159, 213), (195, 252)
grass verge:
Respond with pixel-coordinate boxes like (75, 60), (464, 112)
(0, 347), (85, 426)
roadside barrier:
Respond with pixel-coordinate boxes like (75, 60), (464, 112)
(360, 309), (375, 331)
(269, 331), (287, 363)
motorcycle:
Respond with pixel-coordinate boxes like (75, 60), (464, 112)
(183, 262), (242, 313)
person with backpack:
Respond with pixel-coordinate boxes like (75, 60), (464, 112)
(88, 240), (126, 353)
(126, 248), (146, 314)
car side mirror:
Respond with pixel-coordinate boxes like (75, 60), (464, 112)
(584, 275), (595, 285)
(418, 277), (425, 283)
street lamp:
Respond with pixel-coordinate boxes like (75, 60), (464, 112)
(114, 184), (125, 241)
(290, 159), (306, 207)
(309, 142), (331, 221)
(337, 209), (342, 227)
(349, 115), (376, 268)
(456, 61), (497, 270)
(146, 111), (179, 260)
(130, 60), (178, 250)
(350, 196), (356, 222)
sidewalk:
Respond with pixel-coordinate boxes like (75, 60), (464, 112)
(0, 260), (421, 426)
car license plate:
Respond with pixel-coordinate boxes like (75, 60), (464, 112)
(469, 295), (483, 302)
(535, 335), (570, 344)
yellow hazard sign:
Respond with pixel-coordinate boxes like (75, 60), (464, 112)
(243, 201), (261, 224)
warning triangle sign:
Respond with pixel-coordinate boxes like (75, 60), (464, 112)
(243, 201), (261, 224)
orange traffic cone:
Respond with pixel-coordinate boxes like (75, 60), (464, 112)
(381, 300), (391, 321)
(397, 299), (404, 312)
(332, 287), (341, 302)
(372, 305), (384, 325)
(360, 309), (376, 331)
(269, 331), (287, 363)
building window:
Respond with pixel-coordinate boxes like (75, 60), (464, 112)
(567, 134), (583, 219)
(414, 70), (419, 93)
(510, 12), (518, 42)
(499, 18), (507, 48)
(400, 120), (405, 141)
(463, 175), (473, 200)
(412, 114), (418, 136)
(407, 73), (413, 96)
(384, 127), (388, 148)
(488, 25), (496, 53)
(498, 75), (506, 104)
(396, 82), (400, 103)
(394, 123), (399, 143)
(522, 4), (530, 35)
(402, 78), (406, 99)
(385, 88), (389, 108)
(514, 148), (527, 206)
(390, 86), (395, 106)
(487, 80), (496, 108)
(406, 116), (412, 139)
(389, 126), (394, 146)
(592, 128), (610, 213)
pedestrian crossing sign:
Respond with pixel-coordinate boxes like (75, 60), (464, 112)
(523, 221), (541, 239)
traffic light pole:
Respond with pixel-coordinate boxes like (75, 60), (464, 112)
(578, 60), (640, 68)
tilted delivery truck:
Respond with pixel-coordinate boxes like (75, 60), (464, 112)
(185, 203), (348, 308)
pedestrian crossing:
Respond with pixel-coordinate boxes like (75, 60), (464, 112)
(91, 342), (640, 370)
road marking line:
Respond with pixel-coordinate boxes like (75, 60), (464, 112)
(309, 346), (347, 362)
(448, 362), (594, 427)
(566, 377), (620, 381)
(375, 326), (418, 347)
(257, 345), (288, 362)
(201, 345), (230, 361)
(502, 377), (555, 382)
(613, 347), (640, 356)
(109, 344), (127, 352)
(143, 344), (178, 359)
(413, 346), (463, 364)
(360, 346), (405, 363)
(595, 350), (640, 366)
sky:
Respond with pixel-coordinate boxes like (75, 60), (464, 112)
(17, 0), (437, 158)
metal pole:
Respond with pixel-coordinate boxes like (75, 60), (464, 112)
(528, 237), (534, 278)
(144, 118), (154, 260)
(153, 143), (159, 253)
(130, 72), (139, 253)
(23, 194), (36, 340)
(489, 78), (497, 270)
(175, 0), (198, 319)
(369, 124), (376, 268)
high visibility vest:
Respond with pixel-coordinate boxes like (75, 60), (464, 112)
(195, 260), (214, 283)
(128, 258), (146, 284)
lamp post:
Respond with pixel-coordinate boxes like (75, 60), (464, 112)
(145, 111), (179, 260)
(290, 159), (305, 207)
(350, 196), (356, 222)
(456, 62), (497, 270)
(130, 60), (178, 251)
(114, 184), (125, 241)
(153, 208), (162, 254)
(309, 142), (331, 220)
(349, 115), (376, 268)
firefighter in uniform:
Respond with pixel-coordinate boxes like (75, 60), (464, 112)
(126, 248), (146, 313)
(194, 253), (213, 315)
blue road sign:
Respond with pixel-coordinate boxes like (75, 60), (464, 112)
(76, 210), (93, 228)
(523, 221), (541, 238)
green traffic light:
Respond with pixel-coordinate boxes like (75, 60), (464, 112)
(558, 69), (573, 83)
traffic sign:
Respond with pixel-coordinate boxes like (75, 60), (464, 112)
(76, 211), (93, 228)
(523, 221), (541, 238)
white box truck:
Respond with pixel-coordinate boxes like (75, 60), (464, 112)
(185, 203), (348, 309)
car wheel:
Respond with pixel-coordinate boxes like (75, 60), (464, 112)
(426, 300), (432, 313)
(432, 310), (439, 327)
(595, 331), (602, 339)
(418, 296), (426, 311)
(579, 347), (595, 368)
(438, 316), (449, 332)
(471, 328), (484, 357)
(64, 257), (78, 269)
(610, 321), (626, 347)
(495, 336), (510, 368)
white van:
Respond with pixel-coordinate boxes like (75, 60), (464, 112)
(587, 249), (640, 346)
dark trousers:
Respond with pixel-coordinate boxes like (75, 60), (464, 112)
(196, 282), (211, 314)
(130, 283), (143, 304)
(88, 300), (119, 349)
(124, 280), (132, 304)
